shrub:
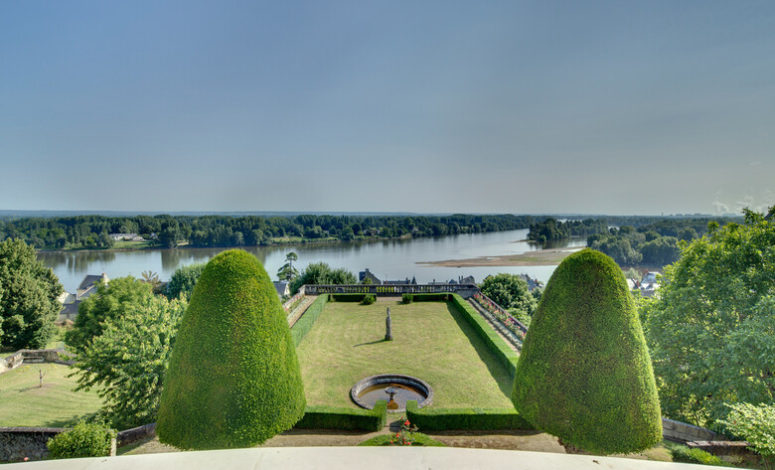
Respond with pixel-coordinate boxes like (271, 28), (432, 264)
(406, 400), (532, 431)
(295, 400), (387, 431)
(402, 294), (414, 304)
(361, 294), (376, 305)
(47, 422), (116, 459)
(719, 402), (775, 469)
(450, 294), (518, 376)
(157, 250), (306, 449)
(512, 249), (662, 455)
(666, 443), (725, 466)
(412, 293), (450, 302)
(291, 294), (329, 346)
(331, 293), (366, 302)
(358, 433), (445, 446)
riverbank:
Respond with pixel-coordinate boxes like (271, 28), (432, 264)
(417, 247), (584, 267)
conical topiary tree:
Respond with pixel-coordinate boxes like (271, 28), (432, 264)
(157, 249), (305, 449)
(512, 249), (661, 454)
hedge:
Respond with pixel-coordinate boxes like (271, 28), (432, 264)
(410, 293), (452, 302)
(291, 294), (329, 347)
(295, 400), (387, 431)
(330, 293), (366, 302)
(157, 250), (306, 449)
(406, 400), (533, 431)
(449, 294), (519, 376)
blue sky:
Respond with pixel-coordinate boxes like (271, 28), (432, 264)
(1, 1), (773, 215)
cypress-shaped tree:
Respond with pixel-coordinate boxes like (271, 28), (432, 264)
(512, 249), (661, 454)
(157, 250), (305, 449)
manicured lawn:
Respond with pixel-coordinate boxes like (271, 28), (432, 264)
(0, 363), (102, 427)
(295, 299), (514, 409)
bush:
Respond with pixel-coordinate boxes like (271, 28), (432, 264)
(450, 294), (519, 376)
(402, 294), (414, 304)
(295, 400), (387, 431)
(406, 400), (532, 431)
(666, 443), (725, 466)
(47, 422), (116, 459)
(361, 294), (376, 305)
(157, 250), (306, 449)
(719, 402), (775, 469)
(412, 293), (450, 301)
(331, 293), (366, 302)
(291, 294), (329, 346)
(512, 249), (662, 455)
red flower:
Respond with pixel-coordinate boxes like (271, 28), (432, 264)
(404, 420), (410, 426)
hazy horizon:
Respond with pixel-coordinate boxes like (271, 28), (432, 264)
(2, 1), (773, 215)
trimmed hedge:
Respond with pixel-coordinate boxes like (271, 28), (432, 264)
(406, 400), (533, 431)
(295, 400), (387, 431)
(512, 249), (662, 455)
(157, 250), (306, 450)
(47, 422), (116, 459)
(412, 293), (452, 301)
(361, 294), (376, 305)
(291, 294), (329, 346)
(330, 293), (366, 302)
(666, 443), (725, 466)
(358, 432), (446, 446)
(449, 294), (519, 376)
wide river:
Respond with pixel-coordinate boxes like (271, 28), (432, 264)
(38, 229), (585, 293)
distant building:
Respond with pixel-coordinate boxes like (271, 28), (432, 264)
(639, 271), (660, 297)
(109, 233), (145, 242)
(518, 274), (543, 291)
(358, 269), (381, 285)
(58, 273), (109, 322)
(273, 281), (290, 298)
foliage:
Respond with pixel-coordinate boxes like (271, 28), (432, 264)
(473, 292), (527, 339)
(140, 270), (163, 293)
(290, 294), (329, 346)
(70, 295), (187, 429)
(164, 263), (204, 300)
(402, 294), (413, 304)
(513, 249), (662, 454)
(295, 400), (387, 431)
(644, 209), (775, 426)
(66, 277), (153, 354)
(0, 238), (62, 349)
(361, 294), (376, 305)
(358, 432), (445, 447)
(528, 218), (607, 245)
(719, 403), (775, 469)
(157, 250), (305, 449)
(665, 442), (725, 466)
(450, 294), (519, 376)
(277, 252), (299, 282)
(479, 273), (537, 317)
(330, 293), (367, 302)
(46, 422), (116, 459)
(406, 400), (532, 431)
(289, 262), (357, 295)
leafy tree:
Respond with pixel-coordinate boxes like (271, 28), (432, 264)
(71, 295), (187, 429)
(164, 263), (205, 301)
(289, 262), (356, 294)
(513, 249), (662, 454)
(644, 208), (775, 426)
(479, 274), (537, 317)
(277, 252), (299, 282)
(66, 277), (153, 354)
(157, 250), (305, 449)
(719, 403), (775, 470)
(0, 239), (62, 349)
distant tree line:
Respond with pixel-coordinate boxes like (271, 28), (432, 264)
(0, 214), (537, 251)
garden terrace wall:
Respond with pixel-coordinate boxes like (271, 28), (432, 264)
(406, 401), (533, 431)
(0, 349), (73, 375)
(302, 284), (479, 298)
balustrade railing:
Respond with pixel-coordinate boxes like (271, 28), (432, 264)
(472, 292), (529, 337)
(301, 283), (479, 296)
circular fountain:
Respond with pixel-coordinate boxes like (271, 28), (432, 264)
(350, 374), (433, 412)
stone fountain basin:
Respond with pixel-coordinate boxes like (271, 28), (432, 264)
(350, 374), (433, 412)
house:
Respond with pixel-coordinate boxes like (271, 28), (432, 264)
(58, 273), (109, 322)
(358, 269), (381, 285)
(109, 233), (145, 242)
(518, 274), (543, 291)
(273, 281), (290, 298)
(640, 271), (660, 297)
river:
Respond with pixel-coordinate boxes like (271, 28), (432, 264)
(38, 229), (585, 293)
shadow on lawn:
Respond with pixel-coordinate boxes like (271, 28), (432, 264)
(445, 303), (514, 399)
(353, 338), (389, 347)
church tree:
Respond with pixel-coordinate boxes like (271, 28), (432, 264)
(157, 249), (305, 449)
(512, 249), (662, 454)
(0, 239), (62, 349)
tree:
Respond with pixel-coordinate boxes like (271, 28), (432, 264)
(288, 262), (356, 294)
(644, 208), (775, 426)
(157, 250), (305, 449)
(513, 249), (662, 454)
(164, 263), (205, 301)
(277, 252), (299, 282)
(71, 295), (187, 429)
(479, 274), (537, 317)
(66, 277), (153, 354)
(140, 270), (163, 293)
(0, 239), (62, 349)
(719, 403), (775, 470)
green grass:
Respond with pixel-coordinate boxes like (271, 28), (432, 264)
(0, 364), (103, 427)
(112, 240), (154, 250)
(295, 299), (514, 409)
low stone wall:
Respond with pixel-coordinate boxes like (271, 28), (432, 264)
(117, 423), (156, 448)
(0, 427), (64, 462)
(0, 349), (73, 375)
(662, 417), (722, 443)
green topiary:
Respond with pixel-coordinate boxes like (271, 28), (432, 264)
(47, 422), (116, 459)
(361, 294), (376, 305)
(156, 249), (305, 449)
(512, 249), (662, 455)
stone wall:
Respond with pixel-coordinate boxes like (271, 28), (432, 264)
(662, 417), (722, 443)
(0, 349), (73, 375)
(0, 427), (64, 462)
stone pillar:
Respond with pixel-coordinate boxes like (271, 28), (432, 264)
(385, 308), (393, 341)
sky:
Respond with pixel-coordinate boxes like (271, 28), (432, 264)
(1, 1), (773, 215)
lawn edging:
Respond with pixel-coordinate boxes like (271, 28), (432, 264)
(294, 400), (387, 431)
(450, 294), (519, 376)
(291, 294), (329, 347)
(406, 400), (533, 431)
